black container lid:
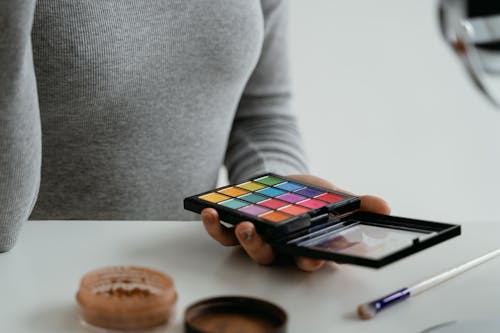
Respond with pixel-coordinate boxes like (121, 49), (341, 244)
(184, 296), (287, 333)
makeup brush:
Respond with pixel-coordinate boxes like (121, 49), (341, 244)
(357, 248), (500, 320)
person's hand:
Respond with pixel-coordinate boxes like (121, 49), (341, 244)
(201, 174), (390, 272)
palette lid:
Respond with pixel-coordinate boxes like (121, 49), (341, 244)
(273, 212), (461, 268)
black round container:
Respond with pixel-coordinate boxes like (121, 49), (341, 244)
(184, 296), (287, 333)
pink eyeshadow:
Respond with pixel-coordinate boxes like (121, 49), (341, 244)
(258, 198), (288, 209)
(297, 199), (327, 209)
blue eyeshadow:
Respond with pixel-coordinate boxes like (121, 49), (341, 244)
(275, 182), (304, 192)
(257, 187), (286, 197)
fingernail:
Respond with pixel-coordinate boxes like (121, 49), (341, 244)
(239, 228), (253, 242)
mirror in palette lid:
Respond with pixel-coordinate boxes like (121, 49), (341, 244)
(184, 173), (361, 239)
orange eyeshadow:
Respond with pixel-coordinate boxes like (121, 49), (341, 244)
(218, 187), (249, 197)
(279, 205), (309, 216)
(199, 192), (231, 203)
(260, 211), (291, 223)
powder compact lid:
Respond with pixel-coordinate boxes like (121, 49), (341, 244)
(76, 266), (177, 332)
(184, 296), (287, 333)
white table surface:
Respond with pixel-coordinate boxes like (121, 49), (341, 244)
(0, 220), (499, 333)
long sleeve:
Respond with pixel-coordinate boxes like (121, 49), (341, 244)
(225, 0), (308, 182)
(0, 1), (41, 252)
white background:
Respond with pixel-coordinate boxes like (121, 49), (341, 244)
(288, 0), (500, 223)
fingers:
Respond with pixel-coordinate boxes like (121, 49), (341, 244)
(234, 223), (327, 271)
(295, 257), (326, 272)
(201, 208), (239, 246)
(235, 222), (275, 265)
(203, 210), (326, 271)
(359, 195), (391, 215)
(201, 208), (274, 264)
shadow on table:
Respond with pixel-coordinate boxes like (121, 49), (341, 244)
(27, 302), (184, 333)
(26, 302), (84, 333)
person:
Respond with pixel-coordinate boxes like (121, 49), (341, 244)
(0, 0), (389, 271)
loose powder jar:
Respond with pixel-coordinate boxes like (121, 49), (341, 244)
(76, 266), (177, 332)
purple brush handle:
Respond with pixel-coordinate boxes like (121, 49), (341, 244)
(370, 288), (410, 313)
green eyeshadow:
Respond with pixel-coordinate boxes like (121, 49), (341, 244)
(239, 193), (268, 203)
(254, 176), (285, 186)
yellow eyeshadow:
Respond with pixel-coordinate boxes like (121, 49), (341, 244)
(237, 181), (267, 191)
(218, 187), (249, 197)
(199, 192), (231, 203)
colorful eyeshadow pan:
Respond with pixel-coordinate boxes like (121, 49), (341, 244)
(276, 193), (307, 203)
(297, 198), (327, 209)
(256, 187), (286, 197)
(275, 182), (304, 191)
(218, 187), (249, 197)
(239, 193), (269, 203)
(260, 211), (291, 223)
(279, 205), (310, 216)
(199, 192), (231, 203)
(316, 192), (344, 203)
(219, 199), (249, 209)
(238, 181), (267, 191)
(254, 176), (285, 186)
(295, 187), (325, 198)
(258, 198), (289, 209)
(239, 205), (270, 216)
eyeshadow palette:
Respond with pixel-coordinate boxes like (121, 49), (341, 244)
(184, 173), (461, 268)
(186, 174), (360, 237)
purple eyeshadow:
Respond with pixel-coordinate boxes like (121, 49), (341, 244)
(295, 187), (325, 197)
(276, 193), (307, 203)
(238, 205), (270, 216)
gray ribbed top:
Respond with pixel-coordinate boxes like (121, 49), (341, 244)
(0, 0), (307, 251)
